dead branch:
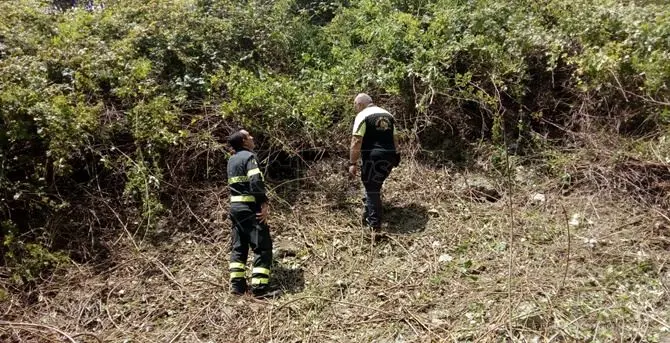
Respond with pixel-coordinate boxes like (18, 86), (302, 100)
(0, 321), (78, 343)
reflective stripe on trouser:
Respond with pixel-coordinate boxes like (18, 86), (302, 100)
(229, 207), (273, 287)
(228, 176), (249, 184)
(251, 277), (269, 285)
(231, 195), (255, 203)
(229, 262), (246, 280)
(251, 267), (270, 285)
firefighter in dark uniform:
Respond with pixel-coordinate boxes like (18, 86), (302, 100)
(226, 129), (277, 297)
(348, 93), (400, 230)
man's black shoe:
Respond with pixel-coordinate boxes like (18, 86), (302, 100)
(363, 216), (381, 231)
(361, 198), (369, 227)
(361, 210), (369, 227)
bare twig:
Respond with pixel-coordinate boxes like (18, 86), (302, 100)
(71, 332), (104, 343)
(167, 301), (211, 343)
(491, 75), (516, 334)
(548, 307), (610, 342)
(384, 235), (415, 291)
(187, 278), (226, 288)
(273, 296), (397, 316)
(146, 256), (184, 290)
(404, 308), (435, 338)
(632, 310), (670, 329)
(559, 204), (571, 292)
(610, 69), (629, 102)
(106, 284), (122, 331)
(0, 321), (78, 343)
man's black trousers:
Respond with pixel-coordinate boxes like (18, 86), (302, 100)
(229, 204), (273, 292)
(360, 151), (397, 229)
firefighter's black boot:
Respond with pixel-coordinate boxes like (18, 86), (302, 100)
(250, 265), (281, 298)
(230, 278), (247, 296)
(252, 285), (283, 299)
(229, 261), (247, 296)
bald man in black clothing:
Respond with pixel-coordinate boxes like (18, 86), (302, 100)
(348, 93), (400, 230)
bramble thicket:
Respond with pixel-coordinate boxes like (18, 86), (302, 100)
(1, 0), (669, 293)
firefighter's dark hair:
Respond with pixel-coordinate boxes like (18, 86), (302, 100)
(227, 130), (247, 152)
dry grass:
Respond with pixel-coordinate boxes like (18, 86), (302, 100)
(2, 148), (670, 342)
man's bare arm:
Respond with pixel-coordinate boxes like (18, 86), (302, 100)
(349, 135), (363, 164)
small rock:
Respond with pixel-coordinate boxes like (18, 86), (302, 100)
(438, 254), (453, 263)
(186, 239), (192, 244)
(514, 166), (527, 183)
(455, 176), (501, 202)
(431, 240), (441, 248)
(583, 238), (597, 248)
(531, 193), (546, 204)
(569, 214), (580, 227)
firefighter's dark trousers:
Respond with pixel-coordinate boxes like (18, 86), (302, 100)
(361, 151), (396, 229)
(229, 204), (273, 293)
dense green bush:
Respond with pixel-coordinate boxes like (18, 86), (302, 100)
(1, 0), (668, 279)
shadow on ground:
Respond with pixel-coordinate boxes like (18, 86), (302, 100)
(383, 202), (429, 234)
(271, 263), (305, 295)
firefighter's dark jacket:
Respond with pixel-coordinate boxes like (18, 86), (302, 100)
(227, 149), (267, 207)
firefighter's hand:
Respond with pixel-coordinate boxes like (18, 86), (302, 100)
(348, 164), (358, 177)
(257, 202), (269, 223)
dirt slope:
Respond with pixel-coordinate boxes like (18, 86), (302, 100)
(2, 157), (670, 342)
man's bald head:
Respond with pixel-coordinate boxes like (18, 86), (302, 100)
(354, 93), (373, 113)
